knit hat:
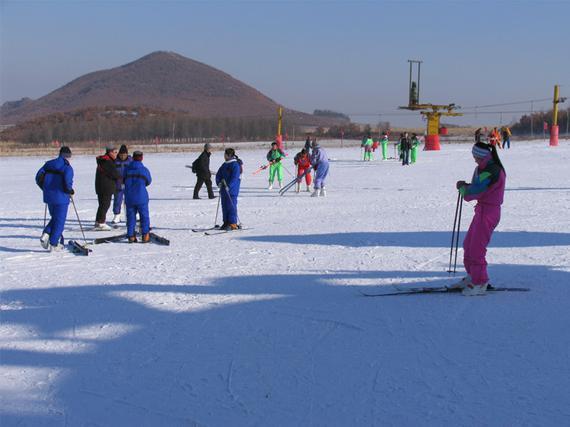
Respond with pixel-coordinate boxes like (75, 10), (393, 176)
(472, 143), (491, 159)
(59, 146), (72, 159)
(105, 145), (116, 153)
(119, 144), (128, 155)
(133, 150), (143, 161)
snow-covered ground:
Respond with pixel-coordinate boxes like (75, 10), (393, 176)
(1, 141), (569, 426)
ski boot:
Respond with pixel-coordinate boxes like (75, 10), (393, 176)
(462, 282), (489, 296)
(449, 275), (472, 290)
(40, 232), (50, 249)
(93, 222), (112, 231)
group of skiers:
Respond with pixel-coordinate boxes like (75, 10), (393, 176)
(360, 131), (420, 165)
(35, 133), (506, 296)
(475, 126), (512, 149)
(261, 137), (329, 197)
(36, 144), (152, 250)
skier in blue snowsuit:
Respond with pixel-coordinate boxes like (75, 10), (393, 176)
(310, 140), (330, 197)
(216, 148), (242, 231)
(123, 151), (152, 243)
(112, 144), (132, 224)
(35, 146), (74, 250)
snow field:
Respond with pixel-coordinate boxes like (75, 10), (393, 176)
(1, 141), (569, 426)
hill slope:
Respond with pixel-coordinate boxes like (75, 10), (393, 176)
(0, 51), (331, 125)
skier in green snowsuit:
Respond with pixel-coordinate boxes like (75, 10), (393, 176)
(267, 142), (286, 189)
(411, 133), (420, 164)
(363, 135), (374, 161)
(380, 133), (389, 160)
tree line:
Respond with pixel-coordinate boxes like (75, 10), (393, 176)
(0, 107), (305, 145)
(511, 107), (570, 135)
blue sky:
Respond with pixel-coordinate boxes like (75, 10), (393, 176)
(1, 0), (568, 126)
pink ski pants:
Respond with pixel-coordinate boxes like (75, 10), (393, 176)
(463, 203), (501, 285)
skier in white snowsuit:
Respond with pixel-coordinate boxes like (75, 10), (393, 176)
(310, 140), (329, 197)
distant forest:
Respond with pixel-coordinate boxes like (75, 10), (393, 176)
(511, 108), (570, 135)
(0, 107), (296, 145)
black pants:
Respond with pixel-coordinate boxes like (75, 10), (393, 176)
(194, 176), (214, 198)
(96, 192), (113, 224)
(402, 149), (410, 165)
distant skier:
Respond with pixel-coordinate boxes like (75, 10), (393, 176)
(267, 141), (285, 190)
(410, 133), (420, 164)
(192, 143), (215, 199)
(95, 146), (122, 230)
(35, 146), (74, 251)
(399, 132), (412, 165)
(372, 138), (380, 153)
(310, 140), (329, 197)
(112, 144), (131, 224)
(363, 134), (374, 161)
(380, 132), (389, 160)
(216, 148), (242, 230)
(501, 126), (512, 149)
(454, 142), (506, 296)
(489, 127), (502, 149)
(124, 151), (152, 243)
(293, 148), (312, 192)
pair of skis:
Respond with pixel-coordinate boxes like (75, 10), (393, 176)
(360, 285), (530, 297)
(93, 232), (170, 246)
(279, 167), (312, 196)
(191, 225), (249, 236)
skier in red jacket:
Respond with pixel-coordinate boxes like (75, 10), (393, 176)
(293, 148), (312, 193)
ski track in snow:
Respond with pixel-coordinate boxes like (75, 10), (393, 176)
(1, 140), (570, 425)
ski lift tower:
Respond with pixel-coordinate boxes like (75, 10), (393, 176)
(399, 60), (462, 150)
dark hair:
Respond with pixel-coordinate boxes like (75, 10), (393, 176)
(474, 142), (505, 173)
(225, 148), (235, 157)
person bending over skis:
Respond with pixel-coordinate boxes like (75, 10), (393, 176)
(453, 142), (506, 296)
(294, 148), (312, 192)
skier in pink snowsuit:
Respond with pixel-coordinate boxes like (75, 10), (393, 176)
(455, 142), (506, 296)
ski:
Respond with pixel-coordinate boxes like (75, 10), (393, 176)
(149, 232), (170, 246)
(204, 227), (251, 236)
(192, 225), (220, 232)
(93, 233), (128, 244)
(68, 240), (92, 255)
(279, 167), (312, 196)
(360, 285), (530, 297)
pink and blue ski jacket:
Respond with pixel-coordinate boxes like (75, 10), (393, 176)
(460, 158), (505, 206)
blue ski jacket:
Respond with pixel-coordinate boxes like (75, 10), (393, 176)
(115, 155), (132, 190)
(35, 155), (74, 205)
(216, 158), (241, 196)
(124, 160), (152, 206)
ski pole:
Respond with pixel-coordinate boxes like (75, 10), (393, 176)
(453, 194), (464, 273)
(43, 204), (47, 229)
(70, 195), (88, 245)
(448, 191), (461, 274)
(281, 164), (294, 178)
(213, 190), (221, 227)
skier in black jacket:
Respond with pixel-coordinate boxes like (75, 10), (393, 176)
(94, 146), (122, 230)
(400, 132), (412, 166)
(192, 143), (215, 199)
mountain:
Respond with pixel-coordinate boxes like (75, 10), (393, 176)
(1, 51), (339, 126)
